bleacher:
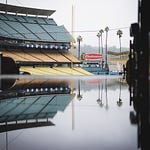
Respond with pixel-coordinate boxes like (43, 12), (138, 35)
(0, 3), (90, 75)
(20, 66), (93, 75)
(1, 48), (80, 64)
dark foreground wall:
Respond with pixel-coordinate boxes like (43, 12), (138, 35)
(1, 56), (19, 75)
(0, 55), (18, 89)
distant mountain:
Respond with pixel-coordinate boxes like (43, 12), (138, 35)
(107, 51), (129, 56)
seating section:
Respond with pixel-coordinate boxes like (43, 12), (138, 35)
(42, 50), (71, 62)
(62, 51), (80, 62)
(0, 13), (71, 42)
(1, 49), (80, 63)
(20, 66), (93, 75)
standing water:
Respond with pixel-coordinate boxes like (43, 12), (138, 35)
(0, 75), (137, 150)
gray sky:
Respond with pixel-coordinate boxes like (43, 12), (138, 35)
(0, 0), (138, 48)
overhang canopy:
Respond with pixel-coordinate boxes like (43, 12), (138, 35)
(0, 3), (55, 16)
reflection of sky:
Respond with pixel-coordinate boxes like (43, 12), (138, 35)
(0, 77), (137, 150)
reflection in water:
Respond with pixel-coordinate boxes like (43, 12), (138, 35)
(0, 78), (72, 99)
(0, 75), (139, 150)
(117, 78), (123, 107)
(0, 78), (74, 133)
(97, 81), (104, 108)
(0, 78), (16, 90)
(77, 80), (82, 101)
(105, 79), (108, 110)
(96, 78), (125, 109)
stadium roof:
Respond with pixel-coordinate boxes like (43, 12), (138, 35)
(0, 10), (72, 43)
(0, 3), (55, 16)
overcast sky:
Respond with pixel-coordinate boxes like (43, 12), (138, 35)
(0, 0), (138, 48)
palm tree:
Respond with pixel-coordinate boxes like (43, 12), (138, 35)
(105, 26), (109, 70)
(99, 29), (104, 55)
(77, 35), (83, 60)
(99, 29), (104, 67)
(97, 32), (101, 54)
(117, 30), (123, 59)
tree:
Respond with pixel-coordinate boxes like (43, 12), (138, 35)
(117, 30), (123, 59)
(77, 35), (83, 60)
(105, 26), (109, 70)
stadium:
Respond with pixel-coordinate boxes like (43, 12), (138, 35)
(0, 3), (92, 75)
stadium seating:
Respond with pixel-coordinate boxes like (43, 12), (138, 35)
(0, 48), (80, 64)
(0, 3), (92, 75)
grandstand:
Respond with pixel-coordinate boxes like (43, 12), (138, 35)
(0, 3), (92, 75)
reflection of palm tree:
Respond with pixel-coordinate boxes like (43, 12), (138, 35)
(105, 78), (109, 110)
(97, 82), (104, 107)
(100, 81), (103, 102)
(77, 80), (82, 101)
(117, 30), (123, 59)
(117, 78), (123, 107)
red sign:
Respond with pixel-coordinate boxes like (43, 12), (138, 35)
(83, 53), (103, 61)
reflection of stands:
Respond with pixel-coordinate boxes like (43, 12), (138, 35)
(0, 77), (73, 132)
(0, 93), (73, 133)
(0, 78), (71, 99)
(0, 121), (54, 133)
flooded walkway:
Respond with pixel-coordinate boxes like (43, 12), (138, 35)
(0, 75), (137, 150)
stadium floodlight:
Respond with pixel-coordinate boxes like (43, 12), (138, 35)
(50, 88), (53, 91)
(40, 88), (44, 92)
(45, 88), (48, 92)
(44, 45), (48, 49)
(35, 44), (39, 48)
(60, 45), (63, 49)
(60, 87), (63, 91)
(35, 88), (39, 92)
(65, 46), (68, 49)
(50, 45), (53, 49)
(55, 87), (58, 91)
(55, 45), (58, 49)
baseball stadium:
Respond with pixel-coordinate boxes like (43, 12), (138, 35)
(0, 3), (92, 76)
